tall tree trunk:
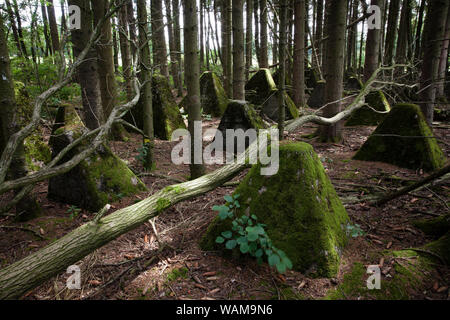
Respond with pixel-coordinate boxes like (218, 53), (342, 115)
(315, 0), (323, 67)
(200, 0), (205, 71)
(151, 0), (170, 78)
(112, 18), (119, 73)
(223, 0), (233, 96)
(384, 0), (400, 66)
(117, 0), (133, 100)
(137, 0), (155, 170)
(319, 0), (347, 142)
(184, 0), (205, 179)
(253, 0), (260, 66)
(420, 0), (449, 125)
(259, 0), (268, 68)
(7, 0), (28, 58)
(4, 0), (22, 56)
(364, 0), (384, 82)
(413, 0), (426, 61)
(278, 0), (287, 139)
(293, 0), (305, 107)
(92, 0), (126, 140)
(346, 0), (358, 73)
(173, 0), (184, 96)
(40, 3), (52, 56)
(272, 1), (278, 66)
(127, 0), (137, 61)
(232, 0), (245, 99)
(245, 0), (253, 81)
(46, 0), (60, 52)
(0, 14), (41, 222)
(68, 0), (104, 130)
(165, 0), (181, 90)
(437, 5), (450, 99)
(395, 0), (412, 66)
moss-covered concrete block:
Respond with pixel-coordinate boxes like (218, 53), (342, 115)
(345, 90), (390, 126)
(199, 71), (229, 116)
(353, 104), (447, 172)
(48, 106), (147, 211)
(344, 76), (363, 91)
(307, 80), (326, 109)
(200, 142), (349, 277)
(124, 75), (186, 140)
(305, 68), (320, 89)
(245, 69), (299, 120)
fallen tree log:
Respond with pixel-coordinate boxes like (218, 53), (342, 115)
(0, 66), (389, 299)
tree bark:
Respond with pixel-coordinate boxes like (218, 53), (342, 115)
(184, 0), (206, 179)
(384, 0), (400, 66)
(364, 0), (384, 82)
(4, 0), (22, 56)
(413, 0), (426, 61)
(151, 0), (170, 78)
(117, 0), (133, 100)
(319, 0), (347, 142)
(245, 0), (253, 81)
(437, 5), (450, 99)
(137, 0), (155, 170)
(40, 3), (52, 56)
(232, 0), (245, 100)
(173, 0), (184, 96)
(293, 0), (305, 107)
(165, 0), (181, 91)
(420, 0), (449, 125)
(259, 0), (268, 68)
(395, 0), (412, 67)
(46, 0), (60, 52)
(69, 0), (104, 130)
(278, 0), (287, 139)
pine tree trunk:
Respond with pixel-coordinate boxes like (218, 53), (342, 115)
(46, 0), (60, 52)
(151, 0), (170, 78)
(253, 0), (260, 66)
(7, 0), (28, 58)
(137, 0), (155, 170)
(278, 0), (287, 139)
(395, 0), (412, 67)
(117, 0), (133, 100)
(413, 0), (426, 61)
(319, 0), (347, 142)
(315, 0), (324, 67)
(68, 0), (104, 130)
(245, 0), (253, 81)
(4, 0), (22, 56)
(293, 0), (305, 107)
(420, 0), (449, 125)
(364, 0), (384, 82)
(127, 0), (137, 61)
(232, 0), (245, 99)
(172, 0), (184, 96)
(165, 0), (181, 91)
(384, 0), (400, 66)
(259, 0), (269, 68)
(223, 0), (233, 96)
(184, 0), (206, 179)
(40, 3), (52, 56)
(437, 6), (450, 99)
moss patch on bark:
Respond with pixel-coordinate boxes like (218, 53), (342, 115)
(48, 106), (147, 211)
(200, 142), (349, 277)
(353, 104), (447, 172)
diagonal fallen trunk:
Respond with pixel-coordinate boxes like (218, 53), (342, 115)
(0, 67), (387, 299)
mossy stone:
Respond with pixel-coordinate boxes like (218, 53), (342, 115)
(199, 71), (229, 116)
(344, 76), (363, 91)
(200, 142), (349, 277)
(413, 214), (450, 239)
(345, 90), (390, 126)
(245, 69), (299, 120)
(305, 68), (320, 89)
(354, 104), (447, 172)
(124, 75), (186, 140)
(48, 106), (148, 211)
(307, 80), (326, 109)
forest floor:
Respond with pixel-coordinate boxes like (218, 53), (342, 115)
(0, 112), (449, 300)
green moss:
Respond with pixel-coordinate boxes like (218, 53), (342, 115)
(166, 267), (188, 282)
(345, 90), (390, 126)
(156, 197), (171, 212)
(413, 214), (450, 239)
(199, 71), (229, 116)
(163, 186), (186, 194)
(423, 231), (450, 265)
(200, 142), (349, 277)
(354, 104), (447, 172)
(23, 134), (51, 172)
(325, 252), (433, 300)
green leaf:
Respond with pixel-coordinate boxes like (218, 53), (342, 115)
(221, 231), (233, 239)
(276, 262), (287, 273)
(225, 240), (237, 249)
(268, 254), (280, 267)
(216, 236), (225, 244)
(233, 193), (240, 199)
(224, 195), (233, 203)
(247, 232), (258, 242)
(236, 237), (247, 245)
(255, 249), (263, 258)
(240, 242), (249, 254)
(219, 211), (229, 220)
(251, 214), (258, 220)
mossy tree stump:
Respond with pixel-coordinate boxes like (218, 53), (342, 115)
(245, 69), (299, 120)
(345, 90), (390, 126)
(353, 104), (447, 172)
(124, 74), (186, 140)
(48, 106), (148, 211)
(200, 142), (349, 277)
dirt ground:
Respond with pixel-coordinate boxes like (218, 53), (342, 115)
(0, 112), (449, 300)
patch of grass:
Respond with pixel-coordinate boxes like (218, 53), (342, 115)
(166, 267), (188, 282)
